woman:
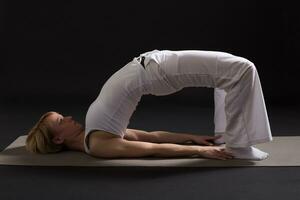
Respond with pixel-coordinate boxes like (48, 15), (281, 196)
(26, 50), (273, 161)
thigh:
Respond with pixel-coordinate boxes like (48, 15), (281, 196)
(170, 50), (226, 74)
(160, 50), (229, 89)
(168, 50), (252, 91)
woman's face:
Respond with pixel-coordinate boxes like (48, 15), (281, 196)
(46, 112), (84, 144)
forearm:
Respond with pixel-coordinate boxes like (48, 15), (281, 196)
(149, 131), (196, 144)
(152, 142), (200, 158)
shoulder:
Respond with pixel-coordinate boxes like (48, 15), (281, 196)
(89, 130), (122, 141)
(88, 130), (124, 157)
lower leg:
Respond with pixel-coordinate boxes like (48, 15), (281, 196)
(213, 87), (269, 160)
(215, 62), (272, 160)
(214, 88), (227, 144)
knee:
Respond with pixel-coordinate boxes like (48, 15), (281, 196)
(245, 60), (256, 72)
(238, 58), (258, 84)
(236, 56), (257, 72)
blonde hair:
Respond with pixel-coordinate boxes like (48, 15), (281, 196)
(25, 111), (65, 154)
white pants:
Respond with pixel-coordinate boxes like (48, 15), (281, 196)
(141, 50), (273, 147)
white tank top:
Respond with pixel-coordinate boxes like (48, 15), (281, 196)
(84, 50), (166, 154)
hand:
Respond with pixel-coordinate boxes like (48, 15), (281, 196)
(192, 135), (223, 146)
(198, 146), (234, 160)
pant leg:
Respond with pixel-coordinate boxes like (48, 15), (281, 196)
(214, 88), (227, 134)
(221, 63), (273, 147)
(213, 53), (273, 147)
(159, 50), (273, 147)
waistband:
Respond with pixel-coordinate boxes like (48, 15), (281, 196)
(136, 56), (146, 69)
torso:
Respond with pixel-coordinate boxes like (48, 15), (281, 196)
(84, 56), (147, 140)
(84, 49), (168, 153)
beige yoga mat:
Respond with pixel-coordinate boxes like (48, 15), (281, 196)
(0, 136), (299, 167)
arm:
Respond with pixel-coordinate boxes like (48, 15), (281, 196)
(125, 128), (196, 144)
(89, 136), (201, 158)
(149, 130), (196, 144)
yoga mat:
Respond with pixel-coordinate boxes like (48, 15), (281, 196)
(0, 136), (298, 167)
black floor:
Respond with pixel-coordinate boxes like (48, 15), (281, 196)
(1, 101), (300, 200)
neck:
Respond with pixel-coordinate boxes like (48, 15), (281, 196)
(64, 129), (85, 152)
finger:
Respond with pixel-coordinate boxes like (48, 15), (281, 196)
(211, 150), (231, 160)
(206, 135), (221, 141)
(205, 135), (221, 140)
(214, 135), (222, 138)
(215, 150), (234, 159)
(219, 148), (230, 153)
(221, 153), (234, 159)
(222, 152), (235, 158)
(205, 141), (214, 146)
(212, 150), (226, 159)
(201, 140), (214, 146)
(222, 149), (235, 157)
(220, 149), (234, 156)
(218, 147), (227, 151)
(218, 149), (234, 157)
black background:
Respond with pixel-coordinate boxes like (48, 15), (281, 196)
(1, 2), (300, 200)
(1, 1), (299, 107)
